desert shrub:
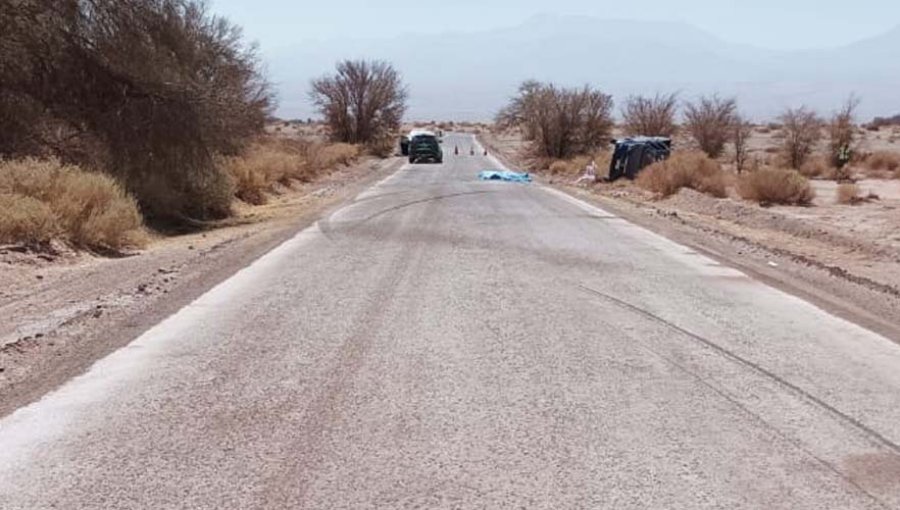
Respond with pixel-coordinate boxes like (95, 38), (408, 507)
(1, 1), (273, 224)
(778, 107), (823, 169)
(311, 60), (407, 145)
(0, 158), (146, 249)
(0, 194), (58, 245)
(836, 183), (862, 205)
(366, 136), (397, 158)
(549, 161), (572, 175)
(865, 151), (900, 177)
(798, 157), (830, 178)
(828, 96), (860, 168)
(497, 81), (614, 160)
(622, 93), (679, 137)
(683, 95), (738, 158)
(732, 116), (753, 174)
(738, 167), (815, 206)
(636, 151), (728, 198)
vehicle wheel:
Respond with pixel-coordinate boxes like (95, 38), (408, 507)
(437, 158), (443, 164)
(409, 157), (415, 164)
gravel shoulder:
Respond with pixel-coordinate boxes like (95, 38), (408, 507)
(0, 157), (404, 417)
(480, 131), (900, 343)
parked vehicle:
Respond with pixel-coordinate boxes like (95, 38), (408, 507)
(400, 129), (433, 156)
(400, 135), (411, 156)
(408, 131), (443, 164)
(608, 137), (672, 181)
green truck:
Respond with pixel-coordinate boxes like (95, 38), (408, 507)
(407, 131), (443, 164)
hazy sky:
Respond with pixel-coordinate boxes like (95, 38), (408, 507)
(211, 0), (900, 51)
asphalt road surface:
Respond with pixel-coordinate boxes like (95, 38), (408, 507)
(2, 134), (900, 509)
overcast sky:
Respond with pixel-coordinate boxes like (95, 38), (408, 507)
(210, 0), (900, 51)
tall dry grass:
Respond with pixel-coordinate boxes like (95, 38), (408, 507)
(0, 158), (146, 250)
(636, 151), (728, 198)
(224, 140), (360, 205)
(547, 153), (613, 179)
(737, 167), (815, 206)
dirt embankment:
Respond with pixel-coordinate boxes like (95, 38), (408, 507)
(480, 130), (900, 342)
(0, 157), (403, 417)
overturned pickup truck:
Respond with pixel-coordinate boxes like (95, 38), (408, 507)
(608, 137), (672, 181)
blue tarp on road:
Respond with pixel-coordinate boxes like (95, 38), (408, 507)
(478, 170), (532, 183)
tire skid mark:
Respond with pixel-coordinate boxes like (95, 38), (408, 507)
(260, 185), (439, 506)
(636, 333), (893, 509)
(578, 284), (900, 458)
(355, 190), (494, 225)
(319, 190), (495, 243)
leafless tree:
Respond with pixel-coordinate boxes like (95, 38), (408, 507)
(496, 81), (614, 159)
(622, 93), (679, 137)
(828, 95), (860, 168)
(683, 95), (738, 158)
(779, 106), (823, 169)
(1, 0), (274, 223)
(732, 115), (753, 174)
(310, 60), (408, 147)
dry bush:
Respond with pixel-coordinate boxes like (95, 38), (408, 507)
(636, 151), (727, 198)
(622, 93), (679, 137)
(683, 95), (738, 158)
(0, 194), (58, 245)
(798, 157), (830, 178)
(732, 117), (753, 174)
(497, 81), (614, 160)
(310, 60), (407, 146)
(0, 158), (146, 249)
(549, 161), (573, 175)
(828, 96), (860, 168)
(779, 107), (823, 169)
(864, 151), (900, 178)
(823, 165), (853, 182)
(1, 1), (273, 225)
(738, 167), (815, 206)
(836, 183), (863, 205)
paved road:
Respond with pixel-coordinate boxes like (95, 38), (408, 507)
(2, 134), (900, 509)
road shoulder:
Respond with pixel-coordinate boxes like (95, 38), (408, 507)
(0, 157), (405, 418)
(479, 133), (900, 344)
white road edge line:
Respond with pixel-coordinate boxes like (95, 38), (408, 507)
(472, 134), (898, 348)
(0, 158), (414, 463)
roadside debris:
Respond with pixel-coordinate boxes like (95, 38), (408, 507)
(478, 170), (532, 183)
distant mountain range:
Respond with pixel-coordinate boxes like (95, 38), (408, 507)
(267, 14), (900, 122)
